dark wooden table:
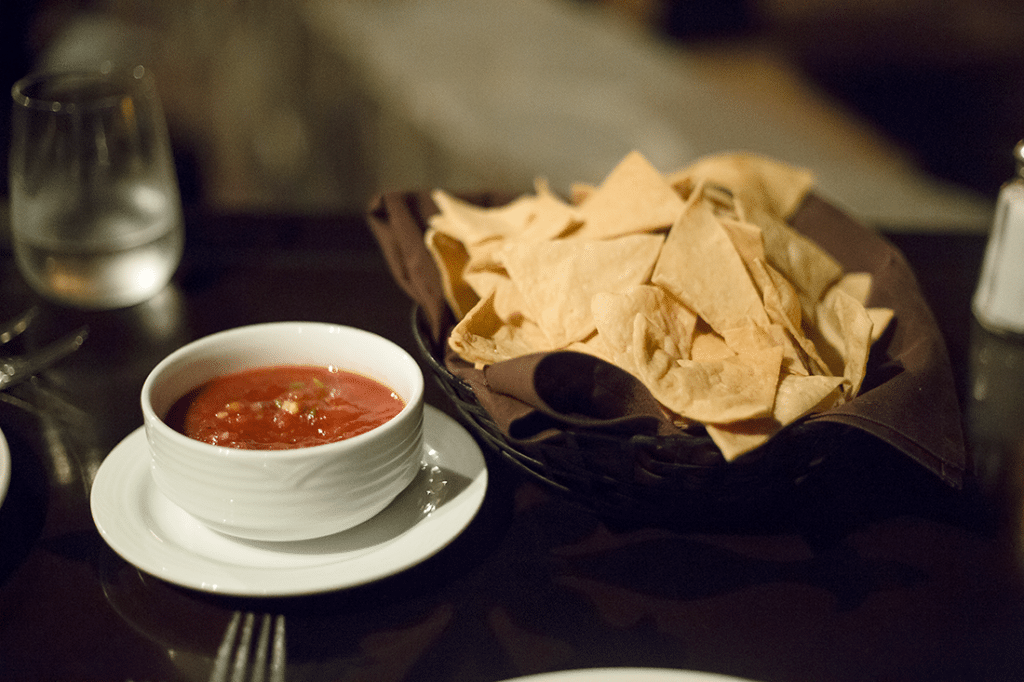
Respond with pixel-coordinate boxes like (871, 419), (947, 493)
(0, 207), (1019, 682)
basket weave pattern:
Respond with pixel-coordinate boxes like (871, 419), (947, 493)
(412, 306), (839, 524)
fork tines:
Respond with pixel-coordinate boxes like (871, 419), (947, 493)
(209, 612), (286, 682)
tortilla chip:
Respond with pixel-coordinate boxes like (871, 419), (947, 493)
(670, 152), (815, 219)
(611, 291), (700, 380)
(565, 333), (617, 366)
(705, 418), (778, 462)
(826, 272), (894, 344)
(748, 258), (828, 376)
(720, 323), (782, 355)
(425, 226), (476, 319)
(719, 217), (765, 270)
(868, 307), (895, 343)
(653, 200), (770, 335)
(449, 290), (553, 367)
(690, 321), (736, 363)
(754, 206), (844, 320)
(592, 285), (698, 359)
(499, 234), (664, 348)
(575, 150), (686, 240)
(815, 287), (874, 398)
(461, 269), (517, 314)
(569, 182), (597, 205)
(638, 345), (784, 424)
(774, 373), (847, 422)
(521, 178), (583, 241)
(833, 271), (873, 304)
(707, 372), (844, 460)
(431, 189), (534, 245)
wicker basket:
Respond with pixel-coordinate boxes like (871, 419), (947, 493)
(368, 188), (964, 524)
(411, 305), (855, 528)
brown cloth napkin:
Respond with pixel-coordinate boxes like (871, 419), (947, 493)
(368, 190), (966, 488)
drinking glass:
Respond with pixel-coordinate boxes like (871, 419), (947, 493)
(8, 65), (184, 309)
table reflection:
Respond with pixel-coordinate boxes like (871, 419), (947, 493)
(5, 284), (189, 486)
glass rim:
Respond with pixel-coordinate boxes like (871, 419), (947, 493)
(11, 64), (153, 113)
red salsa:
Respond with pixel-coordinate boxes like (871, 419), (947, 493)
(164, 365), (405, 449)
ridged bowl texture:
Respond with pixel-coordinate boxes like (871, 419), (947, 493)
(141, 322), (424, 541)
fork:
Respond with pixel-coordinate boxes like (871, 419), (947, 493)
(208, 612), (286, 682)
(0, 326), (88, 392)
(0, 306), (38, 345)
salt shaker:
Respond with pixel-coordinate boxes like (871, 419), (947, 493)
(969, 140), (1024, 547)
(973, 140), (1024, 334)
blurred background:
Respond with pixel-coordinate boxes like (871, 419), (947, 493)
(2, 0), (1021, 231)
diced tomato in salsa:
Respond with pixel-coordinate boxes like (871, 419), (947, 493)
(164, 365), (404, 449)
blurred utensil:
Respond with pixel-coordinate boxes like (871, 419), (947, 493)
(0, 326), (88, 391)
(0, 306), (39, 345)
(208, 611), (286, 682)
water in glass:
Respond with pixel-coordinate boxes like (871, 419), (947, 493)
(8, 65), (184, 309)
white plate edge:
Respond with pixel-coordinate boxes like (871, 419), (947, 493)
(502, 668), (759, 682)
(0, 427), (9, 510)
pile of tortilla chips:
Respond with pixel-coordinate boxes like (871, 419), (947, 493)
(425, 151), (894, 460)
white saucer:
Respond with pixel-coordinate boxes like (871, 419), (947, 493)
(0, 427), (9, 510)
(90, 405), (487, 596)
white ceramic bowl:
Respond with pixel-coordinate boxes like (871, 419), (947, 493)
(141, 322), (424, 541)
